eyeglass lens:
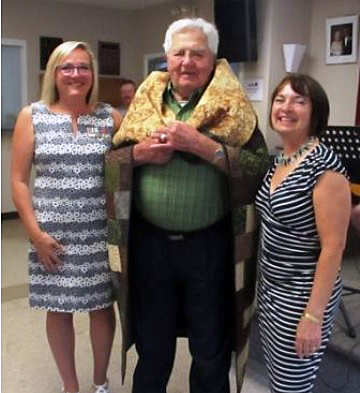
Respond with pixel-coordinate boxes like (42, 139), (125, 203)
(58, 63), (91, 74)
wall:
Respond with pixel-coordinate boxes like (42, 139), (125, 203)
(308, 0), (360, 125)
(242, 0), (273, 143)
(260, 0), (313, 149)
(138, 0), (214, 76)
(2, 0), (360, 212)
(2, 0), (144, 103)
(222, 0), (359, 149)
(137, 0), (313, 149)
(1, 0), (144, 212)
(1, 0), (213, 212)
(1, 135), (14, 213)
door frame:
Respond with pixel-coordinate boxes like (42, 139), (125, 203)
(2, 38), (28, 107)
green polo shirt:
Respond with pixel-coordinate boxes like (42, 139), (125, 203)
(134, 84), (229, 231)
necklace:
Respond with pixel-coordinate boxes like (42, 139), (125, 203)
(274, 137), (317, 166)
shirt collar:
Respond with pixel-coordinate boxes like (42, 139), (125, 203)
(166, 82), (204, 107)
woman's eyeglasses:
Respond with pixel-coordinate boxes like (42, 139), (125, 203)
(57, 63), (92, 75)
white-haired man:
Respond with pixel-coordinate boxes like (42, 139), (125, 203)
(106, 18), (268, 393)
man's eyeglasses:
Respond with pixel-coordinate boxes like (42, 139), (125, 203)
(57, 63), (92, 75)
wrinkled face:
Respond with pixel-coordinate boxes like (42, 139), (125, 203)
(120, 83), (135, 107)
(55, 48), (93, 101)
(166, 28), (215, 99)
(271, 83), (312, 138)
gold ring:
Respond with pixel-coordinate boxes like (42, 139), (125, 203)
(159, 133), (167, 143)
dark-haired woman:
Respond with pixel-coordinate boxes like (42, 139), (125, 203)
(255, 74), (351, 393)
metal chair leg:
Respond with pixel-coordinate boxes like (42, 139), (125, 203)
(339, 298), (357, 338)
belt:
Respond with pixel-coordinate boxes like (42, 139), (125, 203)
(135, 210), (229, 241)
(167, 234), (186, 241)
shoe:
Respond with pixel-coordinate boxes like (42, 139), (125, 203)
(93, 380), (110, 393)
(61, 389), (79, 393)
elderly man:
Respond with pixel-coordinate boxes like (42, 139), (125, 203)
(106, 18), (268, 393)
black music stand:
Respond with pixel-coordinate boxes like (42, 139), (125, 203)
(320, 126), (360, 338)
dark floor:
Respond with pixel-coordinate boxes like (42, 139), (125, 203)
(315, 349), (360, 393)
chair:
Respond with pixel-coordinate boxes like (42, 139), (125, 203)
(320, 126), (360, 338)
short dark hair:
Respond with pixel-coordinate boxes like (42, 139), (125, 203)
(120, 79), (136, 89)
(269, 73), (329, 136)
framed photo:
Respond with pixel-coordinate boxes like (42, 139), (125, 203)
(326, 15), (358, 64)
(98, 41), (120, 76)
(40, 36), (63, 70)
(143, 53), (167, 78)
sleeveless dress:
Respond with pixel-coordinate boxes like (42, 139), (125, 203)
(29, 101), (114, 312)
(255, 143), (346, 393)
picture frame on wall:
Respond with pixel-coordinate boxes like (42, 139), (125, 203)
(40, 36), (63, 70)
(98, 41), (120, 76)
(326, 14), (358, 64)
(143, 53), (167, 78)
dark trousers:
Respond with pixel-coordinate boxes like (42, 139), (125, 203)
(130, 213), (234, 393)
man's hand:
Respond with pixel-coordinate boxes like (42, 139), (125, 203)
(133, 136), (174, 166)
(152, 121), (201, 154)
(151, 122), (226, 171)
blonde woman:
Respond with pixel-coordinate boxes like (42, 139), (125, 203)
(11, 41), (122, 393)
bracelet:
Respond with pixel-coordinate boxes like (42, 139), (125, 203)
(302, 311), (322, 325)
(211, 146), (225, 164)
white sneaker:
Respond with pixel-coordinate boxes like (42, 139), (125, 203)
(93, 380), (110, 393)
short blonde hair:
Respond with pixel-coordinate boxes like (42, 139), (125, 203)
(41, 41), (98, 106)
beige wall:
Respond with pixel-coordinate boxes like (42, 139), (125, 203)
(2, 0), (214, 212)
(308, 0), (360, 125)
(2, 0), (360, 212)
(2, 0), (144, 102)
(1, 135), (13, 213)
(2, 0), (143, 212)
(256, 0), (313, 149)
(138, 0), (214, 74)
(239, 0), (359, 149)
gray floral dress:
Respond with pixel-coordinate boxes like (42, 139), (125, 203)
(29, 101), (114, 312)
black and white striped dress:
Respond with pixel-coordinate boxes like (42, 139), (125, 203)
(29, 101), (115, 312)
(255, 143), (346, 393)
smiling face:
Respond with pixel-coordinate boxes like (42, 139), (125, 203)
(271, 83), (312, 139)
(55, 48), (93, 102)
(166, 27), (215, 100)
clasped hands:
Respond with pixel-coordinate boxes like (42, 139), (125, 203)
(133, 121), (201, 165)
